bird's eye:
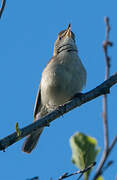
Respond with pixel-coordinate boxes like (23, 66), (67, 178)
(59, 36), (62, 40)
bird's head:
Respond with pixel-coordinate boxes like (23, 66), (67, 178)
(53, 24), (78, 56)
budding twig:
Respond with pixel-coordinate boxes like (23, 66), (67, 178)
(93, 16), (117, 180)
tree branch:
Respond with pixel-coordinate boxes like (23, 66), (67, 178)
(0, 73), (117, 151)
(0, 0), (6, 18)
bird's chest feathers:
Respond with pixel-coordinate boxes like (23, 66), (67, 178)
(42, 53), (79, 89)
(41, 53), (83, 105)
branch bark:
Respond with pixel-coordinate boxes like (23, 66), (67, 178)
(0, 73), (117, 151)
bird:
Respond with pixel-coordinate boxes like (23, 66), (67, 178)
(22, 24), (86, 153)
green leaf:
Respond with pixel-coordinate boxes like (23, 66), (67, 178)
(70, 132), (100, 180)
(16, 122), (21, 137)
(97, 176), (104, 180)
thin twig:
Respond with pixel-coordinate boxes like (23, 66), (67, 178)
(101, 160), (114, 175)
(93, 136), (117, 180)
(103, 16), (112, 151)
(93, 17), (117, 180)
(26, 177), (39, 180)
(0, 0), (6, 18)
(0, 73), (117, 151)
(58, 162), (96, 180)
(108, 136), (117, 152)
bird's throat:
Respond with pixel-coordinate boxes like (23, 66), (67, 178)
(57, 44), (77, 54)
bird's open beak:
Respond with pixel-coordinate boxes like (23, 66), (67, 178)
(66, 24), (71, 37)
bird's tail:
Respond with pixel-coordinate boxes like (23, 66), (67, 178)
(22, 127), (44, 153)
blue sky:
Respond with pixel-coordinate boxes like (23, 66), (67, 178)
(0, 0), (117, 179)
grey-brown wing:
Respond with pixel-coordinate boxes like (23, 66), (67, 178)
(34, 86), (41, 119)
